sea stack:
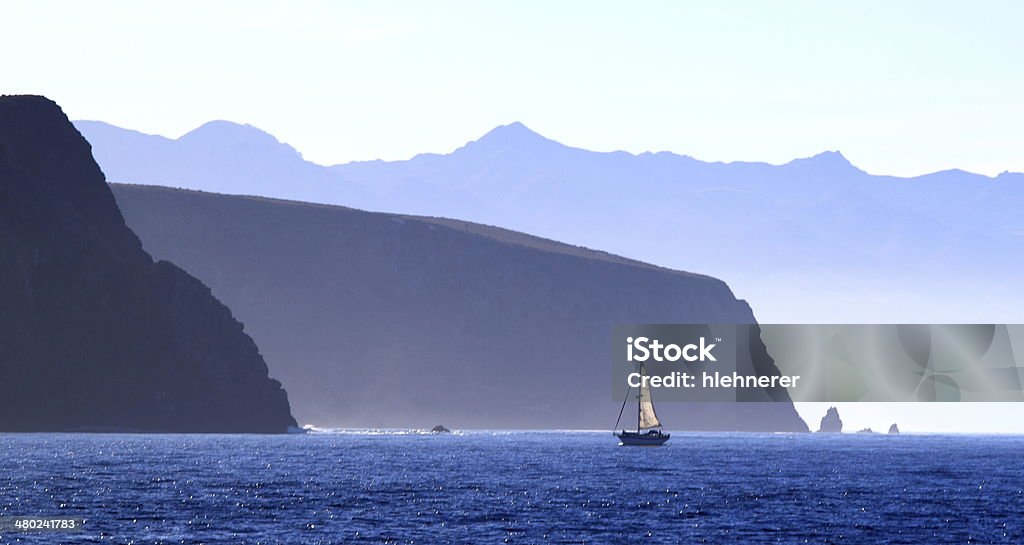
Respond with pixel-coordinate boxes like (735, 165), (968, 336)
(818, 407), (843, 433)
(888, 423), (900, 434)
(0, 95), (297, 432)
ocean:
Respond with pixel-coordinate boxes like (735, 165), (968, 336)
(0, 431), (1021, 544)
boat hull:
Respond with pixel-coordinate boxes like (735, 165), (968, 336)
(616, 431), (670, 446)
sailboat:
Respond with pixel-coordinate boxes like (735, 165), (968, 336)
(614, 364), (671, 446)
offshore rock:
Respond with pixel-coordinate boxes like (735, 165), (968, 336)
(818, 407), (843, 433)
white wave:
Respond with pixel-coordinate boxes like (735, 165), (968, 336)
(300, 426), (465, 436)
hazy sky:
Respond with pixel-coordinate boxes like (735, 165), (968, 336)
(3, 1), (1022, 176)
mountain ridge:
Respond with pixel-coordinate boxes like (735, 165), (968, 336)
(131, 183), (722, 282)
(77, 119), (1024, 323)
(77, 119), (1024, 179)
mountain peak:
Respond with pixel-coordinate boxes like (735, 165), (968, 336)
(178, 120), (302, 159)
(809, 150), (850, 165)
(459, 122), (561, 154)
(181, 120), (273, 142)
(785, 150), (861, 173)
(485, 121), (539, 137)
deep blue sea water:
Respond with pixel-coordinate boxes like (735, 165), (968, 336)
(0, 431), (1022, 544)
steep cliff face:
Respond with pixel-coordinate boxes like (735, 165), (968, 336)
(0, 95), (296, 432)
(113, 184), (808, 431)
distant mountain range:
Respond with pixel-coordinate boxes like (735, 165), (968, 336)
(112, 184), (807, 431)
(77, 120), (1024, 322)
(0, 96), (296, 432)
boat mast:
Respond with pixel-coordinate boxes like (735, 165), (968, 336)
(637, 365), (642, 433)
(613, 366), (633, 432)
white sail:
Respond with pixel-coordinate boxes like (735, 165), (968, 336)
(638, 383), (661, 429)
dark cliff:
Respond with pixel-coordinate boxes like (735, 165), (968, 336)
(0, 96), (296, 432)
(112, 184), (808, 431)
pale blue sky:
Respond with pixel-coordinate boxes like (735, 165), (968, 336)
(3, 0), (1022, 176)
